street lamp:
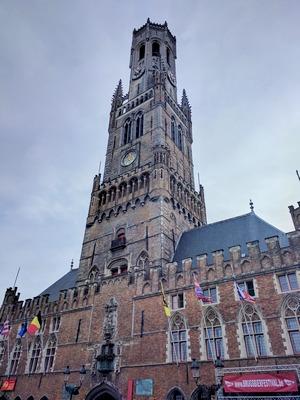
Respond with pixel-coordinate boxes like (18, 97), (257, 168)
(63, 365), (86, 400)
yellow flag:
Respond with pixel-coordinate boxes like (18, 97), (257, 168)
(160, 281), (171, 317)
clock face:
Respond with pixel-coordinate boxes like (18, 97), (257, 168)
(121, 150), (137, 166)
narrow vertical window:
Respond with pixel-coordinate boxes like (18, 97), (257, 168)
(75, 319), (82, 343)
(152, 42), (160, 57)
(136, 113), (144, 139)
(166, 47), (170, 65)
(29, 337), (41, 373)
(9, 339), (22, 375)
(171, 117), (176, 143)
(204, 309), (224, 360)
(284, 296), (300, 354)
(170, 314), (187, 362)
(123, 119), (132, 145)
(241, 305), (267, 357)
(44, 335), (57, 372)
(139, 44), (145, 60)
(177, 125), (183, 150)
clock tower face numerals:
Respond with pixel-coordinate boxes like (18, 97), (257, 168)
(121, 150), (137, 167)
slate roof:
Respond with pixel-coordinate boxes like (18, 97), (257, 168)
(173, 211), (289, 268)
(40, 268), (78, 301)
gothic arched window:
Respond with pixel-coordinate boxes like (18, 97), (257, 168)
(177, 125), (183, 151)
(123, 119), (132, 145)
(9, 339), (22, 375)
(283, 295), (300, 354)
(135, 113), (144, 139)
(170, 313), (188, 362)
(204, 308), (224, 360)
(139, 44), (145, 60)
(171, 117), (176, 143)
(240, 304), (267, 357)
(137, 251), (149, 269)
(28, 337), (41, 374)
(167, 388), (184, 400)
(89, 266), (99, 283)
(152, 41), (160, 57)
(44, 335), (56, 372)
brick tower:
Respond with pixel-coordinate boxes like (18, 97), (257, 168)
(77, 19), (206, 284)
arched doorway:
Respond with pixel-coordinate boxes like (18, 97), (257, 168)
(85, 382), (121, 400)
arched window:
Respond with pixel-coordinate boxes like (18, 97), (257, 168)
(167, 388), (184, 400)
(241, 304), (267, 357)
(204, 308), (224, 360)
(117, 228), (125, 240)
(89, 266), (99, 283)
(152, 41), (160, 57)
(177, 125), (183, 151)
(44, 335), (56, 372)
(140, 173), (150, 191)
(135, 113), (144, 139)
(171, 117), (176, 143)
(139, 44), (145, 60)
(137, 251), (149, 269)
(170, 313), (188, 362)
(283, 295), (300, 354)
(9, 339), (22, 375)
(28, 337), (41, 373)
(129, 177), (138, 194)
(118, 182), (127, 198)
(123, 119), (132, 145)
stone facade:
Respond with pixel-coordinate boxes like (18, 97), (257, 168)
(0, 19), (299, 400)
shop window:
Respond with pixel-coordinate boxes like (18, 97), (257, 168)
(278, 272), (299, 292)
(171, 293), (184, 310)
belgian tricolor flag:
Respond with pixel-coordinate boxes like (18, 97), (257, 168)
(27, 311), (42, 335)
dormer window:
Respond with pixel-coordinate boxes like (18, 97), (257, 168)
(152, 42), (160, 57)
(139, 44), (145, 60)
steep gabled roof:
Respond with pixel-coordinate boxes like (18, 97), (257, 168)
(40, 268), (78, 301)
(173, 212), (289, 268)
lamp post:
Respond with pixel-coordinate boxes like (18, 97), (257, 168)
(63, 365), (86, 400)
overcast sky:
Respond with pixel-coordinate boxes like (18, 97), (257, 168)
(0, 0), (299, 301)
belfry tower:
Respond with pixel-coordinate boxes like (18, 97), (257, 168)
(77, 19), (206, 284)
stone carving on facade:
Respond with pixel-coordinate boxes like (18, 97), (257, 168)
(103, 298), (118, 340)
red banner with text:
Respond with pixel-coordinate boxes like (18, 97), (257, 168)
(0, 377), (17, 391)
(224, 372), (298, 393)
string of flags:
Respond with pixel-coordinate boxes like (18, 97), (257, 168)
(160, 276), (256, 316)
(0, 311), (43, 338)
